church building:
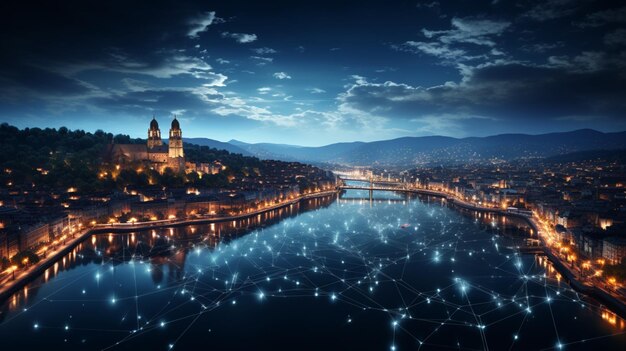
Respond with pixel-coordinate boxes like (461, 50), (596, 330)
(109, 116), (186, 172)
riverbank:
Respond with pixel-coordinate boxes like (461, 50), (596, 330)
(339, 184), (626, 319)
(0, 190), (339, 303)
(5, 185), (626, 321)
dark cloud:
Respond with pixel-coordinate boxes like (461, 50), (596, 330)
(1, 0), (626, 143)
(604, 29), (626, 46)
(0, 63), (90, 97)
(576, 5), (626, 27)
(187, 11), (224, 38)
(339, 61), (626, 123)
(0, 2), (198, 64)
(522, 0), (579, 22)
(90, 88), (222, 116)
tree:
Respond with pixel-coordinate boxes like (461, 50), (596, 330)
(604, 257), (626, 282)
(11, 250), (40, 267)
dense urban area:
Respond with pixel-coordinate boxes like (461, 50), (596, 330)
(359, 151), (626, 291)
(1, 122), (626, 315)
(0, 124), (335, 275)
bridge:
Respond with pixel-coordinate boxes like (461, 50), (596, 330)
(338, 177), (441, 194)
(338, 179), (545, 252)
(338, 197), (409, 204)
(338, 177), (407, 186)
(338, 180), (451, 208)
(340, 185), (411, 191)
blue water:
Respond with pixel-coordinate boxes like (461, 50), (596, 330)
(0, 189), (624, 350)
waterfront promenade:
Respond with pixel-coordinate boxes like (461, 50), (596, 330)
(0, 189), (339, 302)
(338, 182), (626, 318)
(3, 183), (626, 320)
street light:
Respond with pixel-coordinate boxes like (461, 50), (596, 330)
(10, 265), (17, 280)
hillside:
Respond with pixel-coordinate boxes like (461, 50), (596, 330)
(183, 137), (252, 156)
(0, 124), (283, 192)
(229, 129), (626, 166)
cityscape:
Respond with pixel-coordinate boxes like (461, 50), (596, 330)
(1, 1), (626, 350)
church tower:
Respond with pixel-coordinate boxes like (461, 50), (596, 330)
(168, 116), (184, 158)
(147, 117), (162, 149)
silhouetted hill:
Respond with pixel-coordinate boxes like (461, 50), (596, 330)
(229, 139), (365, 162)
(228, 129), (626, 166)
(183, 138), (251, 156)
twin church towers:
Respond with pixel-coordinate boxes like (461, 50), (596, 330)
(109, 116), (185, 172)
(147, 116), (184, 158)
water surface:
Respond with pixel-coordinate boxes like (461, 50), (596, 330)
(1, 189), (625, 350)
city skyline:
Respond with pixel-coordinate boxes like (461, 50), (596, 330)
(1, 1), (626, 146)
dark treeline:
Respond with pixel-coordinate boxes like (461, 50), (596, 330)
(0, 123), (302, 193)
(0, 124), (120, 192)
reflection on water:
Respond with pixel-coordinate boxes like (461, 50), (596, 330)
(603, 309), (626, 330)
(2, 194), (336, 316)
(1, 189), (625, 350)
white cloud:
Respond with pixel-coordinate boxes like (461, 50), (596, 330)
(94, 52), (229, 85)
(520, 42), (564, 53)
(422, 17), (510, 47)
(547, 51), (608, 72)
(398, 41), (466, 60)
(216, 58), (230, 64)
(257, 87), (272, 94)
(252, 47), (277, 55)
(187, 12), (223, 38)
(251, 56), (273, 63)
(308, 88), (326, 94)
(221, 32), (258, 43)
(416, 1), (440, 9)
(212, 103), (296, 126)
(395, 17), (509, 65)
(273, 72), (292, 79)
(121, 78), (151, 92)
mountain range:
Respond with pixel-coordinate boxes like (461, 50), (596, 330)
(185, 129), (626, 166)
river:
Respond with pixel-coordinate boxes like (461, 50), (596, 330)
(0, 186), (625, 350)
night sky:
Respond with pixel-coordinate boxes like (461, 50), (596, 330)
(0, 1), (625, 145)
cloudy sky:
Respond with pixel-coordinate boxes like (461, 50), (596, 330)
(0, 0), (625, 146)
